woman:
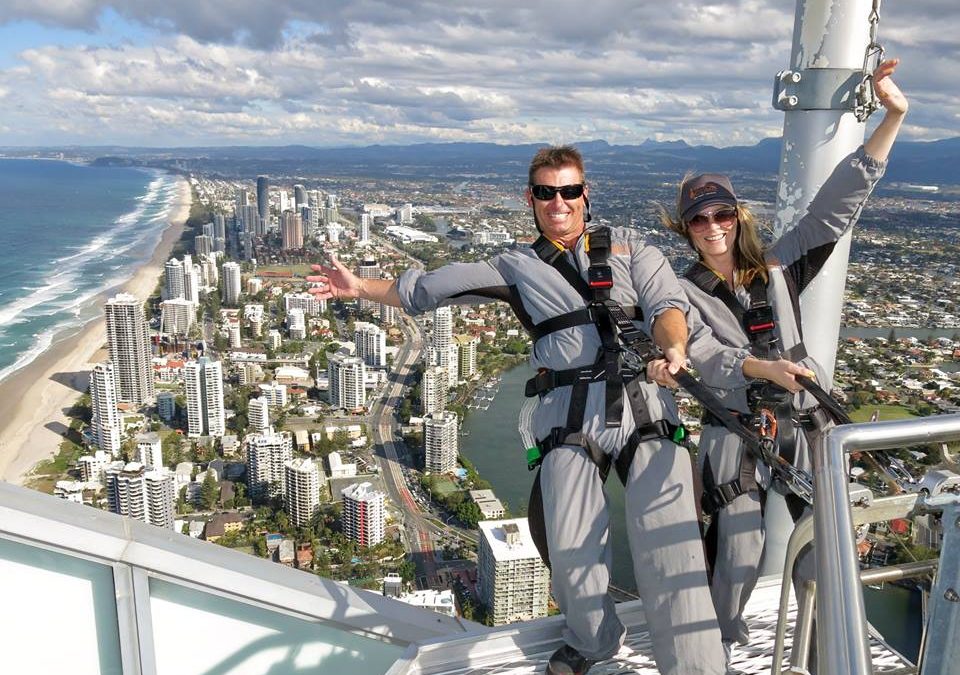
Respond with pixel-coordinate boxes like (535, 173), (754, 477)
(657, 59), (907, 656)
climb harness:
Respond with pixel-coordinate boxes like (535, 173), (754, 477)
(520, 226), (684, 566)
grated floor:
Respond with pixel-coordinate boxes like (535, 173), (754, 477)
(418, 580), (915, 675)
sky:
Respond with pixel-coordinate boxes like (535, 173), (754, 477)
(0, 1), (955, 148)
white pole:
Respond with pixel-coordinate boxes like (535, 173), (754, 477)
(761, 0), (875, 579)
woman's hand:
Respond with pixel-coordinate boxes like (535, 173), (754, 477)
(874, 58), (908, 116)
(305, 254), (363, 301)
(743, 357), (814, 394)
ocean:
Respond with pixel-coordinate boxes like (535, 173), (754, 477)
(0, 158), (182, 383)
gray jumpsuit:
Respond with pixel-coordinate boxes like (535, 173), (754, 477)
(398, 227), (749, 675)
(680, 147), (886, 645)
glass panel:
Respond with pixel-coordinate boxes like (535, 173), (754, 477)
(149, 577), (403, 674)
(0, 537), (122, 674)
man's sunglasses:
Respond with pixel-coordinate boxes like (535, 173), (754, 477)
(687, 207), (738, 230)
(529, 183), (586, 201)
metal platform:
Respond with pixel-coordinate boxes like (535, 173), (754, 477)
(396, 576), (916, 675)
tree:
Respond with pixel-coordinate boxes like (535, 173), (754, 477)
(200, 471), (219, 510)
(397, 559), (416, 584)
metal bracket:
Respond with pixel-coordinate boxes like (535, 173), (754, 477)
(772, 68), (864, 112)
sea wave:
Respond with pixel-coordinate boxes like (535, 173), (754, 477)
(0, 169), (183, 383)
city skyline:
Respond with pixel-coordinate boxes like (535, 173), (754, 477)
(0, 2), (954, 148)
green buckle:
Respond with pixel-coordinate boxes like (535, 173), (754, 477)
(526, 446), (543, 471)
(672, 425), (688, 444)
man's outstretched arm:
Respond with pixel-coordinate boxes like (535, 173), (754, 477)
(306, 254), (403, 307)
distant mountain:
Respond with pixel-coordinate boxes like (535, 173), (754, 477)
(9, 135), (960, 184)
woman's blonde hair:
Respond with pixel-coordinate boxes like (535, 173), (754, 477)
(657, 171), (768, 286)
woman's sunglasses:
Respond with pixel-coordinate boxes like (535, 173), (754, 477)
(529, 183), (585, 201)
(687, 207), (738, 230)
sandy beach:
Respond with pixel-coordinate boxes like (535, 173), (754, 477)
(0, 177), (193, 485)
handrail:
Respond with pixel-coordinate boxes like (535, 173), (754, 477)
(815, 413), (960, 675)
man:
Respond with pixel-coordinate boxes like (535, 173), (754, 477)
(308, 146), (807, 675)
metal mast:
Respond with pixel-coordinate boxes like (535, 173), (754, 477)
(761, 0), (882, 577)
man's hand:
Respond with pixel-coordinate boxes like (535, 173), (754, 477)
(646, 347), (686, 389)
(306, 254), (363, 301)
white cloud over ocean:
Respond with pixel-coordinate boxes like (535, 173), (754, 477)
(0, 1), (955, 147)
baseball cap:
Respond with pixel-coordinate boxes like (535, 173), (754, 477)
(679, 173), (737, 222)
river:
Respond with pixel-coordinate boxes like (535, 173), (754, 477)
(460, 361), (927, 661)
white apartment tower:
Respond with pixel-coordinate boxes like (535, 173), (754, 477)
(105, 462), (176, 530)
(286, 308), (306, 340)
(248, 396), (270, 432)
(420, 365), (447, 416)
(159, 298), (195, 335)
(246, 430), (293, 503)
(135, 432), (163, 470)
(284, 292), (326, 316)
(284, 457), (321, 528)
(455, 335), (479, 380)
(328, 353), (366, 410)
(354, 321), (387, 368)
(341, 481), (385, 547)
(89, 361), (122, 456)
(356, 257), (381, 314)
(184, 357), (226, 438)
(477, 519), (550, 626)
(433, 306), (457, 387)
(78, 450), (112, 483)
(281, 212), (304, 250)
(424, 411), (459, 474)
(182, 255), (200, 306)
(163, 258), (185, 300)
(104, 294), (154, 405)
(359, 213), (372, 244)
(222, 262), (242, 305)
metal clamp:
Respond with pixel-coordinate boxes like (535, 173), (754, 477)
(772, 68), (865, 112)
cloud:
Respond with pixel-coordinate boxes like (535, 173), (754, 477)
(0, 1), (954, 146)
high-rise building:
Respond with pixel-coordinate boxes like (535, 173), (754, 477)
(258, 382), (288, 407)
(89, 361), (122, 456)
(77, 450), (112, 483)
(433, 307), (457, 387)
(280, 212), (304, 250)
(248, 397), (270, 432)
(477, 519), (550, 626)
(184, 357), (225, 438)
(328, 353), (366, 410)
(256, 176), (270, 224)
(135, 432), (163, 470)
(300, 205), (317, 239)
(156, 391), (176, 422)
(398, 203), (413, 225)
(359, 213), (372, 244)
(105, 462), (176, 530)
(284, 457), (321, 528)
(222, 262), (242, 305)
(354, 322), (387, 368)
(182, 256), (200, 306)
(195, 234), (213, 257)
(212, 213), (226, 252)
(105, 294), (154, 405)
(286, 308), (306, 340)
(164, 258), (185, 300)
(420, 365), (447, 416)
(159, 298), (195, 335)
(379, 302), (395, 326)
(424, 411), (458, 474)
(341, 482), (385, 547)
(293, 184), (307, 209)
(455, 335), (479, 380)
(356, 257), (381, 314)
(284, 292), (326, 316)
(246, 430), (293, 503)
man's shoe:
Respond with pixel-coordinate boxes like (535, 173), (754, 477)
(545, 644), (596, 675)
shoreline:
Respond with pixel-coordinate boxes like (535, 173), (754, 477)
(0, 177), (192, 485)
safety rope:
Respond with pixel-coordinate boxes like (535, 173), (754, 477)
(854, 0), (885, 121)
